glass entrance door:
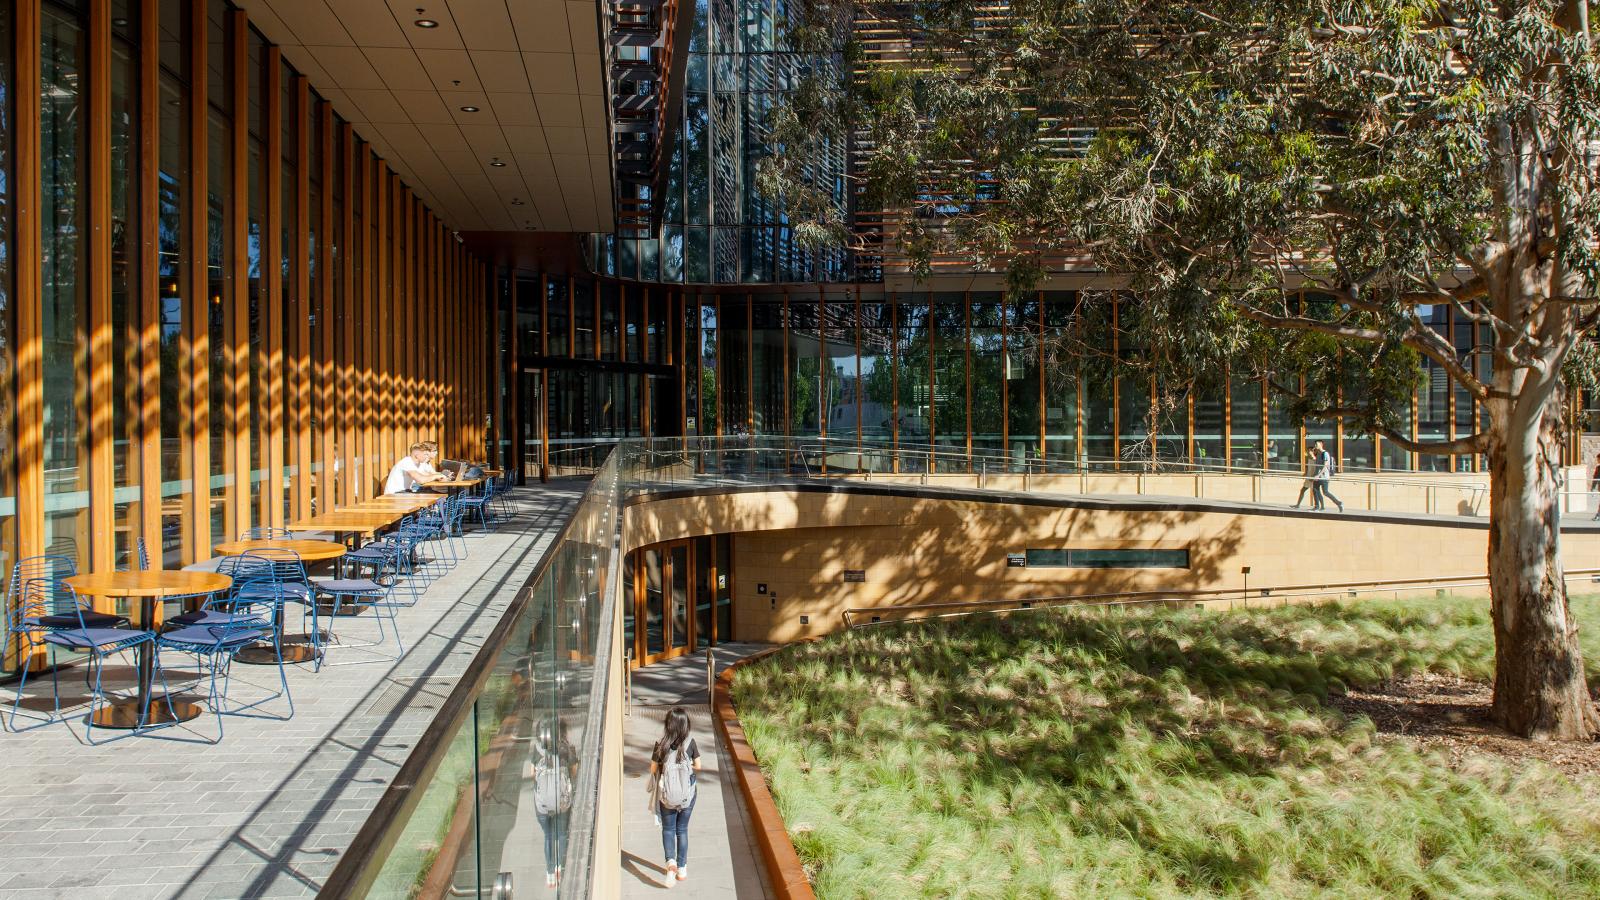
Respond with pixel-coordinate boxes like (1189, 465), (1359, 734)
(636, 539), (693, 665)
(630, 536), (734, 667)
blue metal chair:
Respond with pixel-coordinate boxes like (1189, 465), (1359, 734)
(7, 579), (158, 742)
(316, 542), (406, 665)
(240, 548), (322, 664)
(153, 574), (279, 742)
(458, 482), (495, 534)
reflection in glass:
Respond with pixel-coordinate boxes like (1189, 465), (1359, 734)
(694, 536), (712, 649)
(41, 6), (89, 565)
(894, 296), (930, 461)
(644, 548), (663, 655)
(669, 543), (688, 650)
(930, 293), (966, 471)
(0, 1), (15, 613)
(112, 18), (142, 566)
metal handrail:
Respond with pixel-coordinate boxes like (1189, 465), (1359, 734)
(316, 451), (621, 899)
(841, 568), (1600, 629)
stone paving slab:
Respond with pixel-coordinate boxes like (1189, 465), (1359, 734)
(621, 646), (776, 899)
(0, 484), (584, 900)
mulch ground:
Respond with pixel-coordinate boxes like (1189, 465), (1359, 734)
(1329, 672), (1600, 779)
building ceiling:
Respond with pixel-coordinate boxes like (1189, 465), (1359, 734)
(236, 0), (614, 234)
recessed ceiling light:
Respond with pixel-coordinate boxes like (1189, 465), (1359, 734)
(510, 198), (523, 205)
(112, 17), (129, 26)
(459, 105), (480, 113)
(414, 18), (439, 28)
(490, 160), (506, 167)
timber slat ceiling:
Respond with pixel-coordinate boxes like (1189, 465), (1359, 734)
(235, 0), (615, 233)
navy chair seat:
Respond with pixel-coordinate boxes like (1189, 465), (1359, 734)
(318, 578), (385, 595)
(44, 627), (152, 652)
(159, 624), (271, 649)
(25, 611), (129, 630)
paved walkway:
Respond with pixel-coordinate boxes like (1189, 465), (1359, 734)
(621, 644), (776, 898)
(0, 483), (584, 900)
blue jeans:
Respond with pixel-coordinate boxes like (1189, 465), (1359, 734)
(659, 788), (697, 867)
(536, 811), (569, 875)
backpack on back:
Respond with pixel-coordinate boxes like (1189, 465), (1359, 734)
(533, 755), (572, 816)
(659, 744), (696, 810)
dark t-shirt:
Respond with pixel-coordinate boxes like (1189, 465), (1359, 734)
(652, 737), (700, 765)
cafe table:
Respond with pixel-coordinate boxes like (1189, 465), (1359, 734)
(213, 538), (345, 666)
(62, 569), (233, 727)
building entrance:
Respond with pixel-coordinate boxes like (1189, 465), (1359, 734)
(625, 534), (733, 667)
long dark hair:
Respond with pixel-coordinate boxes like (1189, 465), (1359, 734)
(654, 707), (691, 762)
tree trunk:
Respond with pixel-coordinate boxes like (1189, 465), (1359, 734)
(1485, 386), (1600, 740)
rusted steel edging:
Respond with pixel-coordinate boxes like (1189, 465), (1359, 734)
(713, 646), (817, 900)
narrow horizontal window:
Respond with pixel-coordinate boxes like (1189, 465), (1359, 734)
(1024, 548), (1189, 569)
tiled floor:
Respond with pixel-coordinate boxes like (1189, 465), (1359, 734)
(620, 645), (776, 899)
(0, 483), (584, 900)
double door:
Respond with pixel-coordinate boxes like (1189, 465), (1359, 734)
(628, 535), (732, 667)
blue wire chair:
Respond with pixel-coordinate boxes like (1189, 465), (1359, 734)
(240, 548), (322, 665)
(6, 579), (159, 742)
(153, 571), (279, 742)
(316, 541), (406, 665)
(458, 481), (495, 534)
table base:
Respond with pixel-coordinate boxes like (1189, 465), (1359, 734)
(91, 697), (203, 728)
(236, 643), (320, 665)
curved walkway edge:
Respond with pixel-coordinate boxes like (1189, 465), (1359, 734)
(713, 647), (817, 900)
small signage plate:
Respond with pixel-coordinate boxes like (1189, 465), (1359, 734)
(843, 569), (866, 583)
(1007, 554), (1027, 568)
(756, 583), (767, 594)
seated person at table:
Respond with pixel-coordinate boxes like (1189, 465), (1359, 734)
(385, 443), (449, 494)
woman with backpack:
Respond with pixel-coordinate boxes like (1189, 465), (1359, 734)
(648, 706), (702, 886)
(527, 716), (577, 888)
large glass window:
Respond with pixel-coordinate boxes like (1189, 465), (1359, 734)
(1006, 294), (1042, 470)
(859, 300), (894, 462)
(930, 292), (966, 471)
(207, 12), (233, 538)
(970, 295), (1004, 467)
(787, 296), (821, 439)
(278, 57), (295, 522)
(159, 1), (191, 563)
(545, 276), (568, 356)
(750, 296), (784, 436)
(573, 278), (594, 358)
(720, 295), (750, 434)
(1042, 294), (1079, 469)
(41, 5), (89, 564)
(112, 6), (142, 566)
(1229, 378), (1263, 469)
(1267, 383), (1302, 473)
(892, 295), (930, 460)
(246, 27), (266, 521)
(1081, 297), (1115, 466)
(0, 0), (15, 606)
(1193, 382), (1225, 468)
(822, 290), (856, 452)
(698, 298), (718, 435)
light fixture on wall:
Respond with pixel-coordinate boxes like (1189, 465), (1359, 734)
(459, 105), (480, 113)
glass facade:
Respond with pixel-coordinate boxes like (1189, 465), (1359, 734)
(507, 278), (1504, 475)
(0, 0), (491, 659)
(593, 0), (851, 284)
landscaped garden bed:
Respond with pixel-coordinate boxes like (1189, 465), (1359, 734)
(731, 597), (1600, 897)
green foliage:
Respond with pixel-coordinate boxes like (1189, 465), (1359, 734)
(763, 0), (1600, 449)
(733, 597), (1600, 897)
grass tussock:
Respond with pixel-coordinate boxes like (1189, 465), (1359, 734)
(731, 596), (1600, 899)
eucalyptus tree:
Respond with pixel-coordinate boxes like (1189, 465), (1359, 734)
(763, 0), (1600, 739)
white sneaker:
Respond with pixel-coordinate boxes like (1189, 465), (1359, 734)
(545, 872), (556, 888)
(677, 866), (688, 881)
(664, 862), (677, 888)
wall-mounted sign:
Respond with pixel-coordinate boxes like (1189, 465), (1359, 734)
(843, 569), (866, 583)
(1006, 554), (1027, 567)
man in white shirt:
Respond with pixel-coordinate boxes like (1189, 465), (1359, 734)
(385, 443), (449, 494)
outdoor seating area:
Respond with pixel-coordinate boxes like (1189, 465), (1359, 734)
(1, 474), (519, 746)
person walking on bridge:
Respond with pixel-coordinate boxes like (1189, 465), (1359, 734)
(648, 706), (702, 887)
(1311, 441), (1344, 513)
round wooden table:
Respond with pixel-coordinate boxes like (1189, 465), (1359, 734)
(213, 539), (346, 561)
(63, 570), (232, 728)
(213, 540), (345, 665)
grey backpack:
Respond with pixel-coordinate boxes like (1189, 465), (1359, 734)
(533, 754), (572, 816)
(659, 743), (696, 810)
